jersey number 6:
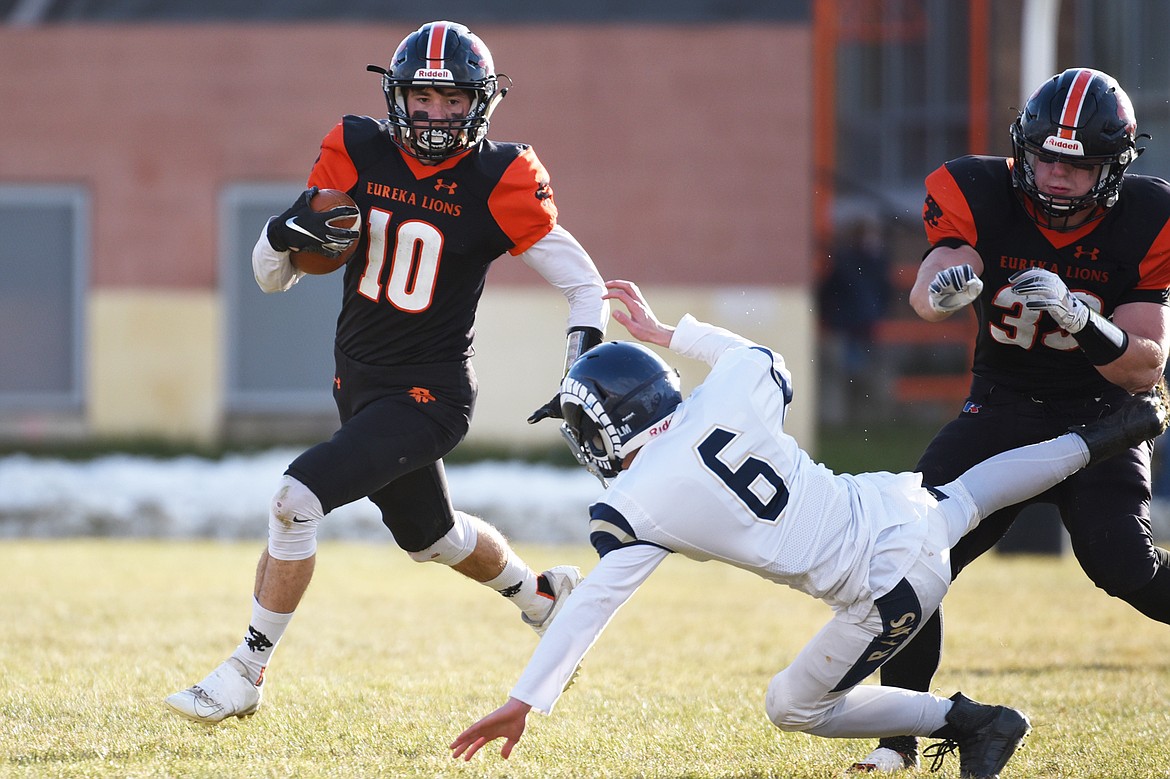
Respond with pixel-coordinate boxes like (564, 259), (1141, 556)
(698, 427), (789, 522)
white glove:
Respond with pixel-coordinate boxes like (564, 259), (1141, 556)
(1009, 268), (1089, 333)
(927, 264), (984, 314)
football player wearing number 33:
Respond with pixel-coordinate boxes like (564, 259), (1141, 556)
(853, 68), (1170, 773)
(165, 21), (607, 723)
(450, 279), (1168, 779)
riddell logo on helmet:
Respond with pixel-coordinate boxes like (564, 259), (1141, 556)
(414, 68), (454, 80)
(1043, 136), (1084, 155)
(646, 418), (672, 437)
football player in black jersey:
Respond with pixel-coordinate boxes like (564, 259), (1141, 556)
(850, 68), (1170, 773)
(166, 20), (607, 724)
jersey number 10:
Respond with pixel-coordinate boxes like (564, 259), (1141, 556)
(356, 209), (443, 313)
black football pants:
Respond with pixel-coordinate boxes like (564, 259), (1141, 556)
(881, 377), (1169, 696)
(286, 348), (477, 553)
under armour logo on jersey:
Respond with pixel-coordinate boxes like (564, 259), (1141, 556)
(245, 626), (274, 653)
(922, 194), (944, 228)
(433, 179), (457, 194)
(1074, 245), (1100, 261)
(409, 386), (436, 403)
(534, 181), (552, 200)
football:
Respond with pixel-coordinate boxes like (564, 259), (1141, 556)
(290, 189), (361, 275)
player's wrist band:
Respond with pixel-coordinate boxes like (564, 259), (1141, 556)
(1073, 309), (1129, 365)
(563, 326), (604, 373)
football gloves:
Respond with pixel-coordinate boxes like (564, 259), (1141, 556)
(1009, 268), (1089, 333)
(527, 394), (563, 424)
(927, 264), (984, 314)
(266, 187), (360, 258)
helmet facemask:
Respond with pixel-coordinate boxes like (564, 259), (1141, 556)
(559, 393), (623, 485)
(383, 77), (501, 162)
(1011, 124), (1135, 230)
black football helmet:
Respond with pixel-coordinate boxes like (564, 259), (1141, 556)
(1009, 67), (1144, 230)
(367, 21), (508, 162)
(559, 342), (683, 484)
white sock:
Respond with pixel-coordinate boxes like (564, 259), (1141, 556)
(482, 553), (547, 621)
(229, 597), (293, 685)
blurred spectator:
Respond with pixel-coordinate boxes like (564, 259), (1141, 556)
(817, 215), (893, 423)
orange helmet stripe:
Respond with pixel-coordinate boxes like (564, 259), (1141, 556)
(426, 22), (448, 68)
(1057, 69), (1095, 139)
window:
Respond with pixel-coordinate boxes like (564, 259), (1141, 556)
(1072, 0), (1170, 179)
(0, 186), (87, 410)
(834, 0), (970, 216)
(220, 185), (341, 413)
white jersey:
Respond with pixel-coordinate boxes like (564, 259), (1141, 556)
(600, 316), (931, 613)
(510, 315), (935, 714)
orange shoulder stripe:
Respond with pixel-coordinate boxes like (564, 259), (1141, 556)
(1136, 217), (1170, 292)
(307, 123), (359, 192)
(923, 163), (978, 246)
(488, 146), (557, 255)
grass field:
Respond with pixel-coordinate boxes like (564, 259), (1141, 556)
(2, 540), (1168, 778)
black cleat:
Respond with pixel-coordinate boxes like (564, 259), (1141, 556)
(923, 692), (1030, 779)
(1071, 377), (1170, 465)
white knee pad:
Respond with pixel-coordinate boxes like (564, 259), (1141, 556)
(267, 475), (324, 561)
(408, 510), (479, 565)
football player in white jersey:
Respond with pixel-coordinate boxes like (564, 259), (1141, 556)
(450, 279), (1169, 779)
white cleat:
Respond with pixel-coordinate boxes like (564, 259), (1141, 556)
(847, 746), (917, 773)
(522, 565), (582, 637)
(164, 659), (262, 724)
(522, 565), (583, 690)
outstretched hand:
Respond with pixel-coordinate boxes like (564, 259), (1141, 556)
(527, 393), (562, 424)
(603, 279), (674, 347)
(450, 698), (532, 762)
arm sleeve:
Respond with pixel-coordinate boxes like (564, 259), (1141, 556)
(251, 219), (304, 293)
(668, 314), (758, 366)
(509, 543), (669, 714)
(519, 224), (610, 332)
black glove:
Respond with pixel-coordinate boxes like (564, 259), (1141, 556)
(527, 393), (563, 425)
(527, 326), (604, 424)
(266, 186), (360, 258)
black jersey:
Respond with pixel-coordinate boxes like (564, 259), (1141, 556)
(923, 155), (1170, 399)
(305, 115), (558, 366)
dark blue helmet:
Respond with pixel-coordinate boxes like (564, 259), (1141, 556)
(559, 342), (682, 483)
